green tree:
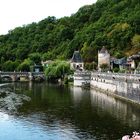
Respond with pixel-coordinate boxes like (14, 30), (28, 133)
(132, 34), (140, 47)
(81, 42), (94, 62)
(17, 59), (31, 72)
(0, 0), (139, 68)
(2, 60), (20, 71)
(45, 61), (71, 81)
(29, 53), (41, 65)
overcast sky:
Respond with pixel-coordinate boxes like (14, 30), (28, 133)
(0, 0), (97, 35)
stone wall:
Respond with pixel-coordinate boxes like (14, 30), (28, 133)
(74, 72), (91, 86)
(90, 72), (140, 103)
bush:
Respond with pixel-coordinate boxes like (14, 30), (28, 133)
(113, 67), (119, 73)
(119, 69), (126, 73)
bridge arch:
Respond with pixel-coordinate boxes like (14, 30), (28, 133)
(0, 75), (13, 82)
(0, 72), (45, 82)
(33, 75), (45, 82)
(16, 75), (29, 81)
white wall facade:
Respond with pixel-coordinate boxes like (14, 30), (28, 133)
(70, 62), (84, 71)
(73, 72), (90, 86)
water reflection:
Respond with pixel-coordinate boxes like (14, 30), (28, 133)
(70, 87), (87, 103)
(90, 89), (140, 128)
(115, 81), (140, 102)
(1, 83), (140, 140)
(0, 112), (9, 121)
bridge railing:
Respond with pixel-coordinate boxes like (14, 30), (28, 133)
(91, 72), (140, 82)
(0, 72), (28, 75)
(0, 72), (45, 76)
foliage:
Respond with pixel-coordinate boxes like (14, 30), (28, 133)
(81, 42), (95, 62)
(17, 59), (32, 72)
(45, 61), (71, 81)
(84, 62), (97, 71)
(0, 0), (139, 71)
(113, 67), (119, 73)
(2, 60), (20, 71)
(119, 69), (126, 73)
(100, 64), (109, 71)
(29, 53), (41, 65)
(132, 34), (140, 47)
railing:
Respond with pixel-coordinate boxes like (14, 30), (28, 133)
(91, 72), (140, 83)
(0, 72), (44, 76)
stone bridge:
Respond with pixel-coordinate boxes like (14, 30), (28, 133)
(0, 72), (46, 82)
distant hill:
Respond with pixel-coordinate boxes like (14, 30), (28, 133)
(0, 0), (140, 70)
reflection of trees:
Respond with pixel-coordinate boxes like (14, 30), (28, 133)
(8, 83), (140, 139)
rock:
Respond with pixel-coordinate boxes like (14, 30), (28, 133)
(0, 90), (31, 114)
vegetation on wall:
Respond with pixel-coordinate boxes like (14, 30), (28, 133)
(0, 0), (140, 71)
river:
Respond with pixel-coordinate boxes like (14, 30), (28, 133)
(0, 82), (140, 140)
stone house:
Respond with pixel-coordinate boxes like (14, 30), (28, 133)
(70, 51), (84, 71)
(98, 46), (110, 71)
(110, 57), (128, 70)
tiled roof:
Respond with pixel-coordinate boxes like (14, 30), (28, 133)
(113, 57), (127, 65)
(71, 51), (83, 63)
(99, 46), (108, 53)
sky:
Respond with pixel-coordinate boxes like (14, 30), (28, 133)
(0, 0), (97, 35)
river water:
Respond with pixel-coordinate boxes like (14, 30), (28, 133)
(0, 82), (140, 140)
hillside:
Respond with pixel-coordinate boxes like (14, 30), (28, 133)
(0, 0), (140, 71)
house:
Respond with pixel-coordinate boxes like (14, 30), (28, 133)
(128, 54), (140, 69)
(41, 60), (53, 68)
(70, 51), (84, 71)
(32, 65), (43, 72)
(111, 57), (128, 70)
(98, 46), (110, 71)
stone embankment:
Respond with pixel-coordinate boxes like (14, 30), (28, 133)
(91, 72), (140, 104)
(74, 71), (140, 104)
(73, 71), (91, 86)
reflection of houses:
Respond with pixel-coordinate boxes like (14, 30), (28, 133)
(98, 46), (110, 71)
(70, 51), (84, 71)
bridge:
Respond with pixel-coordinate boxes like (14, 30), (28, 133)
(0, 72), (46, 82)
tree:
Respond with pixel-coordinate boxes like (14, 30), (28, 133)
(81, 42), (94, 62)
(17, 59), (31, 72)
(0, 0), (139, 68)
(2, 60), (20, 71)
(132, 34), (140, 47)
(29, 53), (41, 65)
(45, 61), (71, 82)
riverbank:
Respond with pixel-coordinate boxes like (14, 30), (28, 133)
(73, 71), (140, 104)
(90, 72), (140, 104)
(92, 85), (140, 107)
